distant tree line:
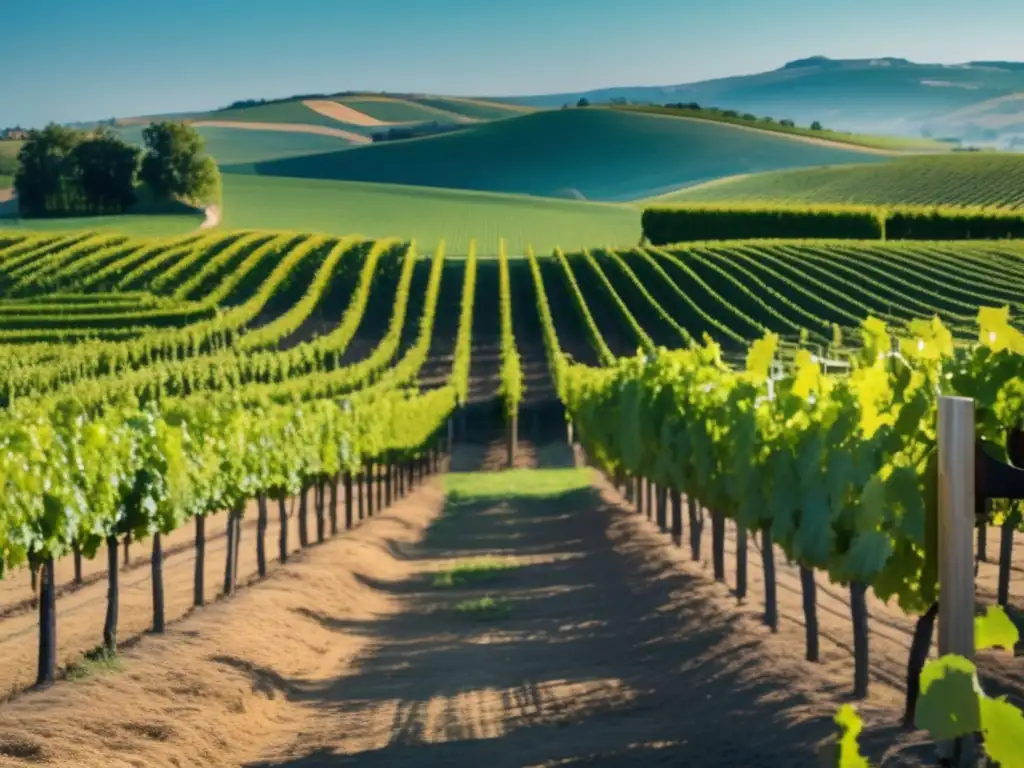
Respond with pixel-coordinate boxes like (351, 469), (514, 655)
(661, 102), (823, 130)
(13, 122), (220, 218)
(371, 121), (466, 143)
(223, 90), (394, 111)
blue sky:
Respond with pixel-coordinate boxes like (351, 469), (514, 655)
(4, 0), (1024, 127)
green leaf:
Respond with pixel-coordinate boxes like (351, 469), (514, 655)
(979, 694), (1024, 765)
(844, 530), (893, 580)
(915, 655), (981, 739)
(857, 475), (886, 534)
(796, 483), (832, 565)
(975, 605), (1020, 652)
(834, 704), (871, 768)
(885, 466), (925, 544)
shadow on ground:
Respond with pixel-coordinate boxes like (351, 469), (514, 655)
(229, 445), (932, 767)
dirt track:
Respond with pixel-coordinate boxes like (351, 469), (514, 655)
(0, 440), (950, 767)
(0, 492), (334, 696)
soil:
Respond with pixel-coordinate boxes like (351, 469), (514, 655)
(0, 441), (954, 767)
(201, 205), (222, 230)
(190, 120), (371, 144)
(300, 101), (395, 128)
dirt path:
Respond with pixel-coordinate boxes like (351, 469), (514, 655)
(237, 443), (930, 767)
(200, 205), (221, 230)
(0, 488), (370, 697)
(0, 478), (447, 768)
(0, 442), (956, 766)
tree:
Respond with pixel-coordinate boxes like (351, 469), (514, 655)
(810, 120), (823, 131)
(576, 98), (590, 108)
(14, 124), (83, 217)
(72, 128), (141, 214)
(779, 119), (796, 128)
(139, 122), (220, 207)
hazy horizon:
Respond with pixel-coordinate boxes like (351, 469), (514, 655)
(4, 0), (1024, 128)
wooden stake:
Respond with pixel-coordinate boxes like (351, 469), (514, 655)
(937, 396), (976, 767)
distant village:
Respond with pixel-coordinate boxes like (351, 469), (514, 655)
(1, 127), (27, 140)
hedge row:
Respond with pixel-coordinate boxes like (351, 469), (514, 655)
(642, 204), (1024, 244)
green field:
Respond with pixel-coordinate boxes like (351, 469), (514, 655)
(337, 97), (466, 123)
(115, 124), (356, 165)
(223, 108), (889, 202)
(218, 174), (640, 255)
(613, 105), (951, 151)
(411, 96), (530, 121)
(0, 213), (203, 237)
(201, 101), (369, 132)
(0, 140), (22, 159)
(655, 153), (1024, 208)
(0, 140), (20, 190)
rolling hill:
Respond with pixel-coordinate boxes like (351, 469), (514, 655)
(218, 174), (641, 255)
(488, 57), (1024, 140)
(222, 107), (892, 202)
(115, 124), (357, 165)
(654, 153), (1024, 208)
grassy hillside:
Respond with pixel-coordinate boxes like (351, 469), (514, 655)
(336, 97), (465, 123)
(219, 174), (640, 255)
(0, 140), (21, 189)
(115, 124), (356, 165)
(201, 101), (371, 132)
(613, 105), (949, 151)
(411, 96), (531, 121)
(222, 108), (888, 202)
(655, 153), (1024, 208)
(0, 213), (203, 237)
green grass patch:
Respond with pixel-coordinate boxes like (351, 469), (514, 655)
(66, 646), (123, 681)
(218, 174), (641, 256)
(0, 175), (11, 190)
(412, 97), (530, 122)
(612, 105), (950, 152)
(0, 213), (202, 237)
(222, 108), (886, 203)
(338, 97), (460, 124)
(444, 468), (592, 501)
(454, 595), (512, 620)
(433, 558), (520, 588)
(115, 124), (356, 166)
(201, 101), (368, 132)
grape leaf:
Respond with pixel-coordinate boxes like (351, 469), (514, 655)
(916, 655), (981, 739)
(975, 605), (1020, 652)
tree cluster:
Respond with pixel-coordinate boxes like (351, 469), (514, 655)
(661, 102), (824, 131)
(14, 122), (219, 218)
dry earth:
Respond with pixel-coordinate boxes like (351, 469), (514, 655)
(301, 101), (396, 128)
(0, 440), (959, 767)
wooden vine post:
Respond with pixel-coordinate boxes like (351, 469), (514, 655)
(936, 396), (976, 765)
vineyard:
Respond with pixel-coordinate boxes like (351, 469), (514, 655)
(658, 153), (1024, 208)
(1, 226), (1024, 765)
